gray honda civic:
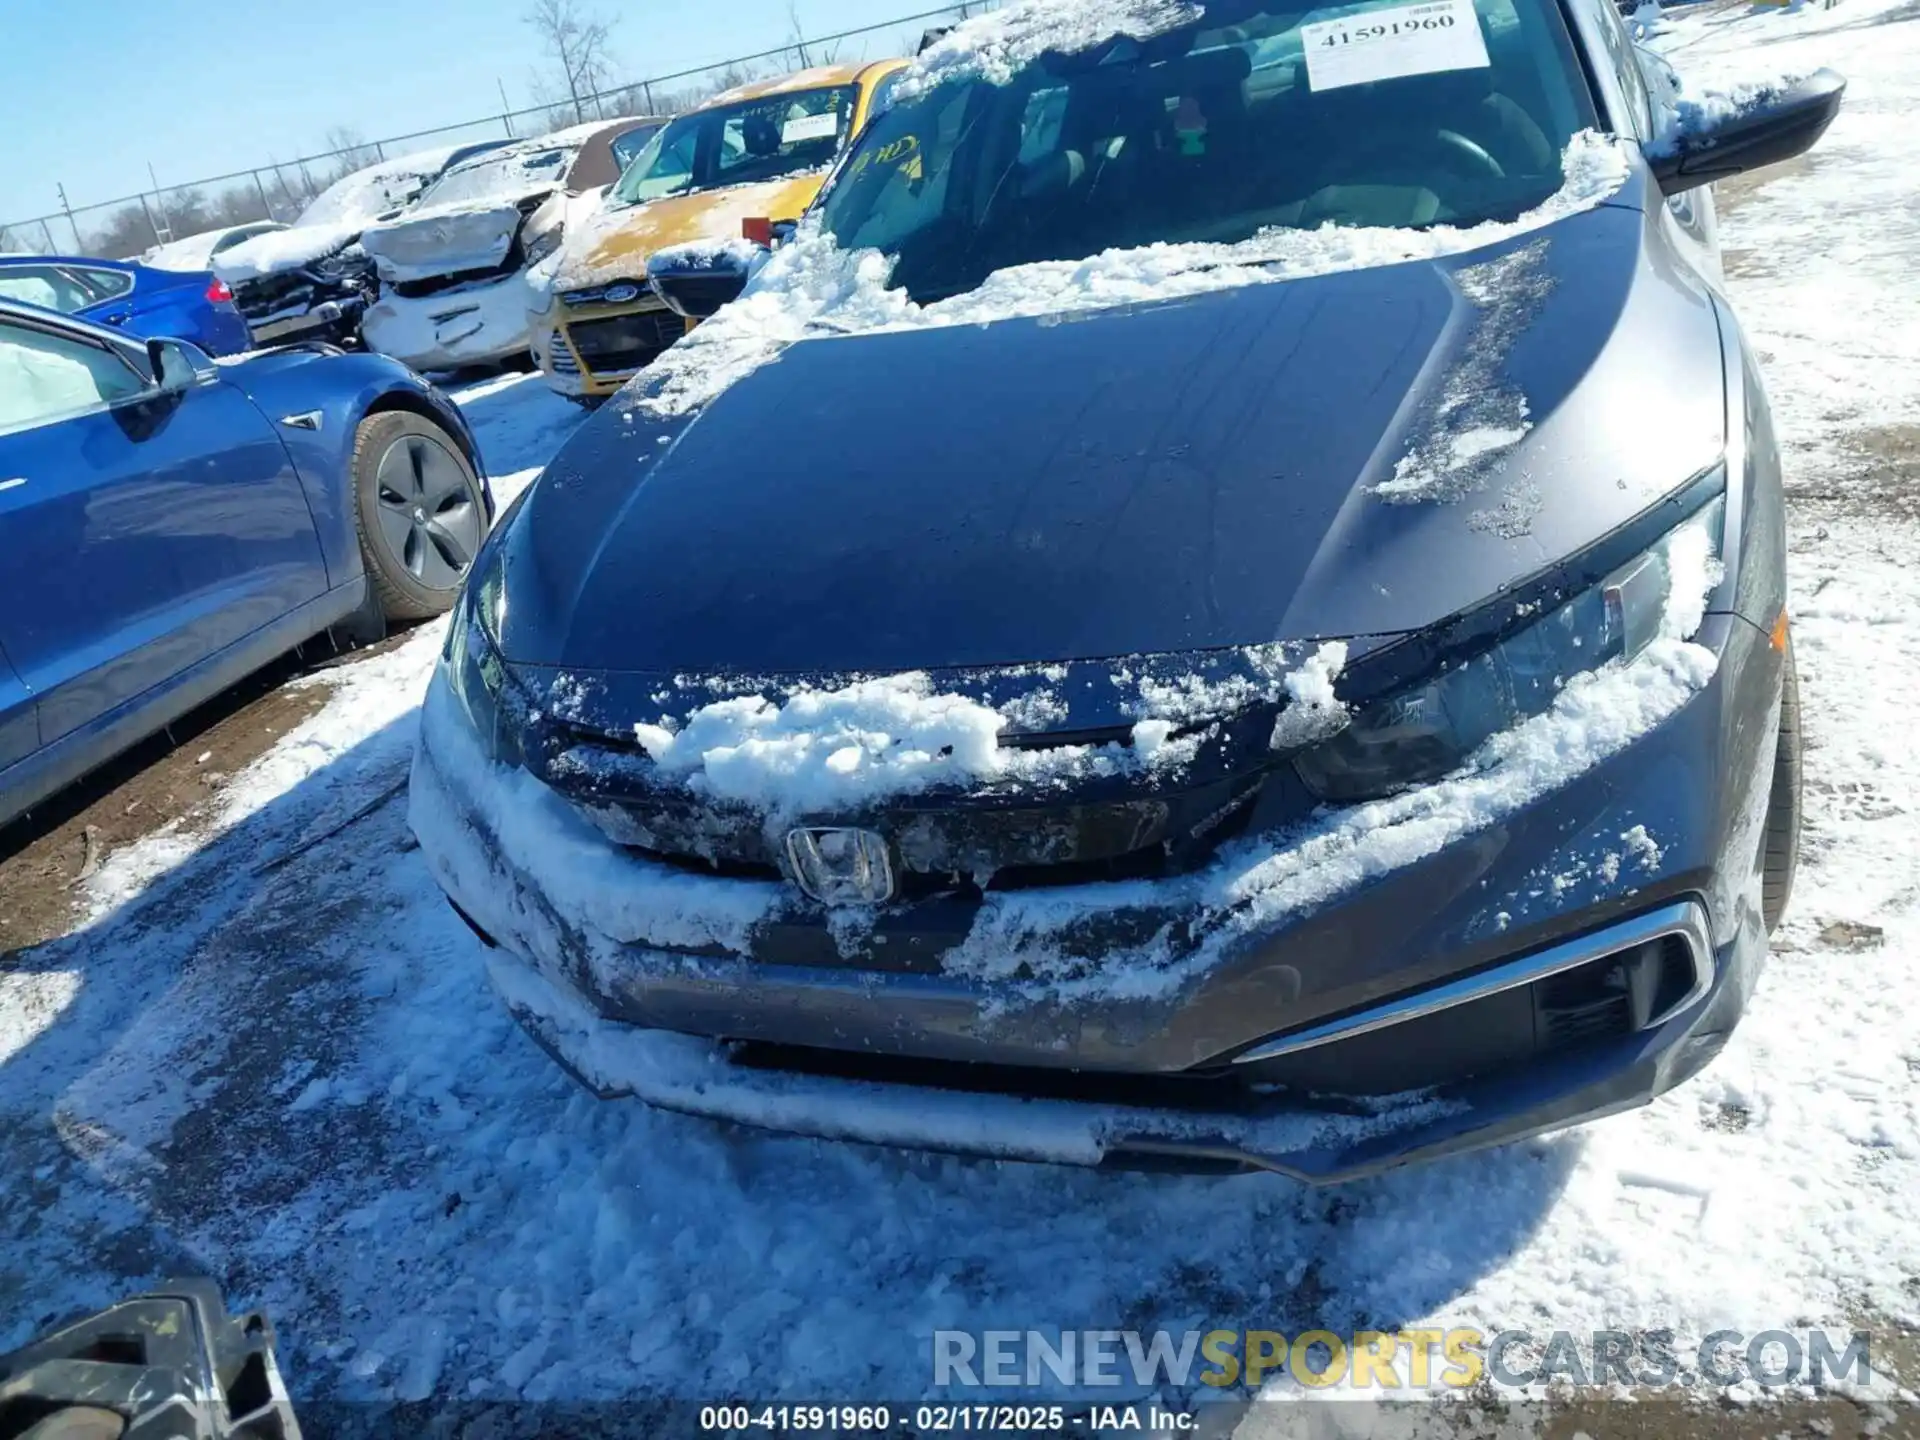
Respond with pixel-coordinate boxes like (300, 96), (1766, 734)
(411, 0), (1842, 1180)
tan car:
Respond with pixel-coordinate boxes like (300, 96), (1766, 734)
(532, 59), (908, 403)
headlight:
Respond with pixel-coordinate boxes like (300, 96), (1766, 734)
(524, 225), (564, 267)
(1291, 493), (1726, 803)
(441, 554), (525, 768)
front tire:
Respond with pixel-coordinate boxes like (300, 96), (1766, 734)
(1762, 635), (1803, 935)
(350, 411), (488, 623)
(564, 392), (608, 411)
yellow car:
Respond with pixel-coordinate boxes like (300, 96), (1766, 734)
(533, 58), (908, 402)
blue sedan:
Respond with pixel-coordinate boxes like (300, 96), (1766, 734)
(0, 299), (493, 826)
(0, 254), (253, 357)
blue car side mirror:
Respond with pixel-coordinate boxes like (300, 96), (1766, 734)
(146, 336), (215, 395)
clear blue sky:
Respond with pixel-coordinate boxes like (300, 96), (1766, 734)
(0, 0), (950, 226)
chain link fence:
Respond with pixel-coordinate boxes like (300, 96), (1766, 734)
(0, 1), (995, 261)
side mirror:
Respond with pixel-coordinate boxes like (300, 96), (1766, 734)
(1649, 68), (1845, 196)
(146, 336), (215, 395)
(646, 233), (769, 321)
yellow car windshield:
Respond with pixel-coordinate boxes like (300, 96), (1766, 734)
(613, 86), (857, 207)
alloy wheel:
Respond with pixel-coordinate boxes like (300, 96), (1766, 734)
(372, 434), (484, 591)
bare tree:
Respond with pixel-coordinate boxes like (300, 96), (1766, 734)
(783, 3), (844, 67)
(322, 126), (382, 180)
(524, 0), (620, 126)
(84, 203), (162, 260)
(789, 1), (813, 67)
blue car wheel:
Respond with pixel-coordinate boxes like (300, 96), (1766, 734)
(348, 412), (489, 622)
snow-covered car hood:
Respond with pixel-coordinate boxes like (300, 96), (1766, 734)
(551, 175), (825, 291)
(493, 180), (1725, 678)
(214, 222), (370, 283)
(360, 188), (553, 283)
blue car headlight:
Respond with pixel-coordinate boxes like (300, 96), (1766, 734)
(441, 533), (527, 769)
(1291, 492), (1726, 803)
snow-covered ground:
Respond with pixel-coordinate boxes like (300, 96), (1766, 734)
(4, 0), (1920, 1423)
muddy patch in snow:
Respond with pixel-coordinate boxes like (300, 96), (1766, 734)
(0, 652), (342, 955)
(1782, 422), (1920, 522)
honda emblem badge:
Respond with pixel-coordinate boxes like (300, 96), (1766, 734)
(785, 827), (895, 905)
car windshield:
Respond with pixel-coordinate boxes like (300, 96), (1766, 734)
(298, 163), (440, 227)
(418, 145), (577, 206)
(818, 0), (1596, 303)
(611, 85), (857, 206)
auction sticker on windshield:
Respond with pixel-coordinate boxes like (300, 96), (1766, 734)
(782, 112), (840, 144)
(1300, 0), (1490, 91)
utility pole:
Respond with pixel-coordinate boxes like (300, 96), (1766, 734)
(146, 162), (173, 244)
(498, 77), (517, 137)
(56, 183), (81, 252)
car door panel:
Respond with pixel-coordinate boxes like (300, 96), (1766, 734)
(0, 372), (330, 746)
(0, 640), (35, 771)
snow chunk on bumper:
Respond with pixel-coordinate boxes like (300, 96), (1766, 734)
(411, 673), (782, 958)
(629, 671), (1195, 822)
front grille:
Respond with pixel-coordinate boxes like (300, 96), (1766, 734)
(561, 278), (648, 307)
(564, 306), (684, 375)
(558, 756), (1272, 903)
(234, 262), (368, 324)
(548, 331), (580, 376)
(235, 272), (321, 322)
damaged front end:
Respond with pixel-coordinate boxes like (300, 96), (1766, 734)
(359, 193), (560, 369)
(408, 447), (1765, 1182)
(232, 246), (377, 348)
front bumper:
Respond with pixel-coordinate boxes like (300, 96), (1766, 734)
(362, 273), (533, 371)
(549, 296), (689, 396)
(246, 295), (365, 347)
(409, 610), (1781, 1180)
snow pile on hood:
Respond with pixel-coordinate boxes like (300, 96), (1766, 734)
(647, 236), (763, 275)
(618, 131), (1633, 422)
(944, 538), (1725, 1002)
(542, 197), (653, 292)
(896, 0), (1203, 102)
(1372, 238), (1558, 504)
(214, 222), (367, 283)
(630, 672), (1197, 821)
(1266, 642), (1351, 750)
(144, 225), (282, 272)
(215, 147), (458, 283)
